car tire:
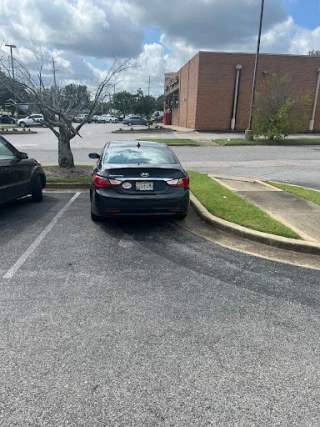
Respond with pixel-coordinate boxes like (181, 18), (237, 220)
(175, 213), (187, 220)
(145, 122), (149, 126)
(10, 119), (15, 124)
(128, 122), (133, 126)
(20, 122), (26, 128)
(109, 119), (113, 123)
(91, 210), (101, 222)
(31, 176), (43, 202)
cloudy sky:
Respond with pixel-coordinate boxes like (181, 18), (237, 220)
(0, 0), (319, 96)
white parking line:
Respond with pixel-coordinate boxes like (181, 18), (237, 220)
(3, 193), (80, 280)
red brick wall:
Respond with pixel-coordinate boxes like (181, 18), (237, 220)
(171, 53), (200, 128)
(176, 51), (320, 131)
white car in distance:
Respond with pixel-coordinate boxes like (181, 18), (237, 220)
(98, 114), (119, 123)
(17, 114), (44, 128)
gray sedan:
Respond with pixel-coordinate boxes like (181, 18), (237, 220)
(122, 116), (150, 126)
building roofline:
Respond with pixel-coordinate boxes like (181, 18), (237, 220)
(198, 51), (316, 59)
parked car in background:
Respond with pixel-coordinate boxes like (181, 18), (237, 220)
(73, 114), (88, 123)
(17, 114), (44, 128)
(151, 111), (164, 122)
(98, 114), (119, 123)
(122, 116), (151, 126)
(88, 140), (189, 221)
(0, 114), (16, 124)
(91, 115), (101, 123)
(0, 135), (46, 206)
(109, 116), (119, 123)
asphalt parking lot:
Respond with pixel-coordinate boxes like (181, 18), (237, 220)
(1, 192), (320, 426)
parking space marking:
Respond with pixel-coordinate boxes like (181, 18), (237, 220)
(3, 193), (80, 280)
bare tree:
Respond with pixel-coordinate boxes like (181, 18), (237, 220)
(0, 47), (134, 167)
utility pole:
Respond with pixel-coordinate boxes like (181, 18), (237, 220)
(148, 75), (151, 96)
(5, 44), (16, 114)
(108, 92), (112, 114)
(245, 0), (265, 141)
(52, 57), (57, 87)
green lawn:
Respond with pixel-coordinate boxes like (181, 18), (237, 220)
(188, 170), (300, 239)
(136, 138), (198, 145)
(214, 138), (320, 146)
(266, 182), (320, 206)
(46, 177), (91, 183)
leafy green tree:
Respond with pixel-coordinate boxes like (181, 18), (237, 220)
(253, 74), (311, 140)
(308, 50), (320, 57)
(135, 94), (157, 128)
(112, 91), (134, 117)
(96, 101), (111, 115)
(63, 84), (90, 110)
(156, 95), (164, 111)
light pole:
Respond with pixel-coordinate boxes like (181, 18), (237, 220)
(5, 44), (17, 114)
(245, 0), (265, 141)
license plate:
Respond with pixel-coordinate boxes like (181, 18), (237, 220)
(136, 181), (153, 191)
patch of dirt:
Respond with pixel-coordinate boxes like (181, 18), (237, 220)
(113, 127), (172, 133)
(44, 166), (92, 179)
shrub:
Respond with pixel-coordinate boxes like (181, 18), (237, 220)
(253, 74), (311, 140)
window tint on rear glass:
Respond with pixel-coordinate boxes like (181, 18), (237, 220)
(104, 148), (177, 164)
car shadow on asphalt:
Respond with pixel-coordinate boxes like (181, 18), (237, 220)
(93, 216), (178, 239)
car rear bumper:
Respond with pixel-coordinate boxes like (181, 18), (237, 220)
(91, 188), (190, 217)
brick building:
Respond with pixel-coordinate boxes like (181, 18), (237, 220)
(163, 51), (320, 131)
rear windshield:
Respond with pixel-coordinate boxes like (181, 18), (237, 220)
(104, 147), (177, 164)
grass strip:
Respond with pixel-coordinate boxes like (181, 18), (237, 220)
(188, 170), (300, 239)
(214, 138), (320, 146)
(46, 177), (91, 183)
(42, 165), (93, 169)
(136, 138), (198, 145)
(266, 182), (320, 206)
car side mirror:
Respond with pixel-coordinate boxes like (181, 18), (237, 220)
(89, 153), (100, 159)
(19, 152), (28, 159)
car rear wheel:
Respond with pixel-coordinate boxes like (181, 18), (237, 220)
(91, 210), (101, 222)
(31, 176), (43, 202)
(175, 213), (187, 220)
(127, 122), (133, 126)
(20, 122), (26, 128)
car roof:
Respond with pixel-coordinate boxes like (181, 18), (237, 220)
(108, 140), (169, 149)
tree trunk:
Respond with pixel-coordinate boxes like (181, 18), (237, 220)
(58, 126), (75, 168)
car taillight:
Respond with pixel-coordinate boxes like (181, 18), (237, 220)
(94, 174), (121, 188)
(167, 176), (190, 188)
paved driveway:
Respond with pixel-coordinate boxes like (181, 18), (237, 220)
(5, 126), (320, 189)
(1, 193), (319, 426)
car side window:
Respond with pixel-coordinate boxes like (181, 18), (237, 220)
(0, 140), (16, 160)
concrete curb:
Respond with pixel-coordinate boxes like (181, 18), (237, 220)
(190, 193), (320, 255)
(45, 182), (320, 255)
(0, 131), (37, 135)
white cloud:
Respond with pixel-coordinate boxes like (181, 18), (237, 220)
(1, 0), (320, 97)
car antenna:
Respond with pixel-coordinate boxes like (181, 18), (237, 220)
(137, 142), (141, 148)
